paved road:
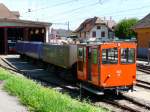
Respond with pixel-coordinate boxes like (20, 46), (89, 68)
(0, 81), (28, 112)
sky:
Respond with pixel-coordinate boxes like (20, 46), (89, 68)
(0, 0), (150, 30)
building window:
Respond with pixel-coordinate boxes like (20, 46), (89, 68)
(97, 26), (101, 29)
(101, 31), (105, 37)
(84, 32), (86, 38)
(92, 31), (96, 37)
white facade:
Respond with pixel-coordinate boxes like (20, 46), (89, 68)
(89, 25), (108, 39)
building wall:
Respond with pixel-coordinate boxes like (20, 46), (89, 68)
(90, 25), (108, 38)
(135, 28), (150, 48)
(135, 28), (150, 58)
(77, 25), (109, 39)
(81, 32), (85, 38)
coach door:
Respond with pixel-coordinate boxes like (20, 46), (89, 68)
(77, 45), (87, 81)
(87, 46), (92, 81)
(87, 46), (100, 86)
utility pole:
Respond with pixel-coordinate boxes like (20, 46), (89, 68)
(67, 21), (70, 31)
(99, 0), (102, 4)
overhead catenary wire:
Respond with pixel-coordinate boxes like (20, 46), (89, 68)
(23, 0), (77, 14)
(23, 0), (150, 19)
(40, 1), (150, 23)
(48, 3), (150, 30)
(99, 4), (150, 16)
(37, 1), (101, 20)
(50, 3), (150, 24)
(49, 5), (149, 22)
(21, 0), (150, 30)
(25, 0), (104, 14)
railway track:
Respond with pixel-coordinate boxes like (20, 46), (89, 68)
(136, 64), (150, 89)
(1, 57), (150, 112)
(0, 57), (79, 94)
(137, 64), (150, 74)
(136, 80), (150, 90)
(102, 94), (150, 112)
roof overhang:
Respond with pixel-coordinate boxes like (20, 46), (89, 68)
(0, 18), (52, 28)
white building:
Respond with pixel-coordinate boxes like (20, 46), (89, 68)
(75, 17), (115, 41)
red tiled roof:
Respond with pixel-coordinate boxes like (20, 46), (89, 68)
(11, 11), (20, 18)
(75, 16), (115, 32)
(0, 3), (19, 19)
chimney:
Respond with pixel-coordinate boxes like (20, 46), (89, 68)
(104, 16), (106, 20)
(110, 16), (112, 21)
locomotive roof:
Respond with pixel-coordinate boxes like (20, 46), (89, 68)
(78, 40), (136, 46)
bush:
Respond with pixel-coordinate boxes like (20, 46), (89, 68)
(115, 18), (138, 39)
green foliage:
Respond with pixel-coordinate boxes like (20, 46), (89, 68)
(115, 18), (139, 39)
(0, 68), (12, 80)
(0, 68), (107, 112)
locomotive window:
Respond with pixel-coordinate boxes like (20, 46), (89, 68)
(78, 47), (84, 71)
(92, 49), (98, 64)
(78, 47), (83, 58)
(121, 48), (135, 64)
(84, 47), (86, 62)
(102, 48), (118, 64)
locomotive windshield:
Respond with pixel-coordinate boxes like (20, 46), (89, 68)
(78, 48), (83, 58)
(78, 47), (84, 72)
(121, 48), (135, 64)
(102, 48), (118, 64)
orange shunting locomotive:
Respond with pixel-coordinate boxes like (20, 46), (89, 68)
(77, 42), (136, 93)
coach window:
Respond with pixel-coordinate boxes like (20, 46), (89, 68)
(78, 47), (83, 71)
(84, 47), (86, 62)
(92, 48), (98, 64)
(78, 47), (83, 59)
(121, 48), (135, 64)
(102, 48), (118, 64)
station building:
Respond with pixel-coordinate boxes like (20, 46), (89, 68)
(133, 13), (150, 58)
(0, 3), (51, 54)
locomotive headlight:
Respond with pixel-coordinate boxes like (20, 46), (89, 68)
(133, 81), (136, 85)
(107, 74), (111, 78)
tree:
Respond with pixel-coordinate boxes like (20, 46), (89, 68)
(114, 18), (139, 39)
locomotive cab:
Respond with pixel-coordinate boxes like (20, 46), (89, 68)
(77, 42), (136, 93)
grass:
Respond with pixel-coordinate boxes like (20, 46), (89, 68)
(0, 67), (108, 112)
